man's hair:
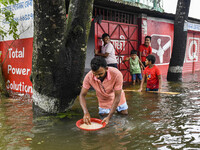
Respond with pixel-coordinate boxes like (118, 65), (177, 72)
(102, 33), (110, 39)
(91, 56), (107, 71)
(145, 35), (151, 41)
(146, 54), (156, 64)
(130, 49), (137, 55)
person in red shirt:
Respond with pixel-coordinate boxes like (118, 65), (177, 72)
(139, 36), (152, 67)
(138, 55), (162, 92)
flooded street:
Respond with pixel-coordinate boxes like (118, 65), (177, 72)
(0, 72), (200, 150)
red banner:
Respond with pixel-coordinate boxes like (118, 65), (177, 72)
(0, 38), (33, 94)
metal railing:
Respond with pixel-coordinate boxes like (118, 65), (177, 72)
(110, 0), (164, 12)
(94, 7), (138, 24)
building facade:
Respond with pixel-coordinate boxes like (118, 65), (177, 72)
(0, 0), (200, 94)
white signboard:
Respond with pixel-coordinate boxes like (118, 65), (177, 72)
(0, 0), (33, 41)
(188, 22), (200, 32)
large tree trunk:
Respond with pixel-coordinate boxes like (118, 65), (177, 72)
(0, 66), (9, 97)
(32, 0), (94, 113)
(167, 0), (191, 81)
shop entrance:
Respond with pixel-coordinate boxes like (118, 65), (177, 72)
(95, 20), (138, 82)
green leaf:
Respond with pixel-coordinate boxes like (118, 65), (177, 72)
(0, 0), (19, 39)
(56, 111), (80, 119)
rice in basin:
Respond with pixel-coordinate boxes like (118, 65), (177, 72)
(80, 122), (103, 129)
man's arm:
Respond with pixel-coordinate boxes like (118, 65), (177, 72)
(138, 74), (146, 92)
(149, 46), (152, 54)
(138, 58), (145, 69)
(139, 51), (142, 60)
(158, 75), (162, 92)
(139, 45), (142, 60)
(122, 57), (130, 63)
(102, 90), (121, 124)
(95, 50), (109, 58)
(79, 87), (91, 125)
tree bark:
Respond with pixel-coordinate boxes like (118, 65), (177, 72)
(32, 0), (94, 113)
(0, 66), (9, 97)
(167, 0), (191, 81)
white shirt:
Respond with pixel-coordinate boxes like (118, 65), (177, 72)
(101, 42), (118, 64)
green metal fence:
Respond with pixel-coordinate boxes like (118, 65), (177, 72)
(111, 0), (164, 12)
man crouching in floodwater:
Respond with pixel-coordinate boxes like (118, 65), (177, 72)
(79, 56), (128, 125)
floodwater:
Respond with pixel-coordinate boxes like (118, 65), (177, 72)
(1, 72), (200, 150)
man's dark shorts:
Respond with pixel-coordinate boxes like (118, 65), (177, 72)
(107, 63), (118, 69)
(146, 88), (158, 91)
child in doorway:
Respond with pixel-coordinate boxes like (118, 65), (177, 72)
(123, 50), (145, 85)
(138, 54), (162, 92)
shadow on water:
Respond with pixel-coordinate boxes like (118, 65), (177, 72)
(0, 71), (200, 149)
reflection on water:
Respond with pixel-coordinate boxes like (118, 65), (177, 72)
(0, 95), (33, 150)
(0, 72), (200, 149)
